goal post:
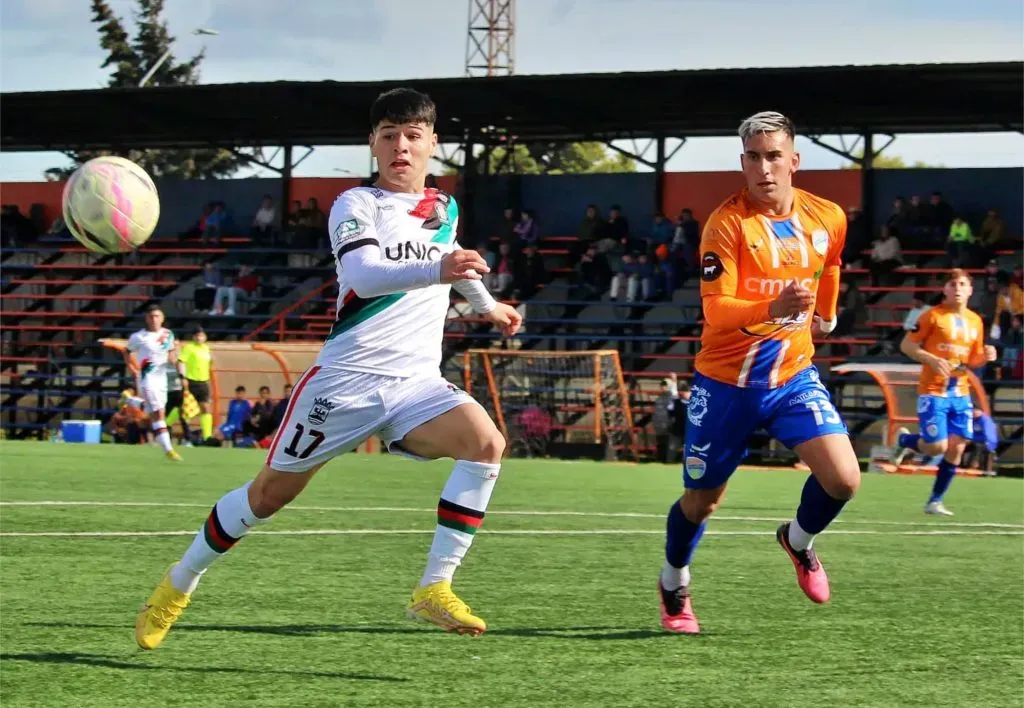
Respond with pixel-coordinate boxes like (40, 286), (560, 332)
(461, 349), (640, 460)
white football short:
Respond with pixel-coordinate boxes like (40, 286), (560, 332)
(266, 365), (479, 473)
(138, 374), (168, 413)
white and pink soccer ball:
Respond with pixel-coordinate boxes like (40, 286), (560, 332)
(62, 156), (160, 254)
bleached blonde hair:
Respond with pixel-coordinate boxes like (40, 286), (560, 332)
(738, 111), (796, 144)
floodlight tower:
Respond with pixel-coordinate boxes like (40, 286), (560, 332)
(465, 0), (515, 77)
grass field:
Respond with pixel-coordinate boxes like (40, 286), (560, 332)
(1, 442), (1022, 708)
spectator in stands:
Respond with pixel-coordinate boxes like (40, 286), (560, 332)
(499, 207), (519, 244)
(194, 263), (221, 313)
(886, 197), (909, 235)
(246, 385), (276, 441)
(284, 199), (304, 245)
(270, 383), (293, 434)
(299, 197), (328, 249)
(976, 209), (1007, 265)
(868, 226), (903, 285)
(973, 270), (1004, 332)
(572, 245), (612, 300)
(514, 209), (540, 246)
(214, 386), (252, 445)
(610, 252), (653, 302)
(946, 214), (975, 267)
(652, 244), (675, 300)
(213, 265), (259, 316)
(927, 191), (955, 246)
(903, 297), (928, 332)
(905, 195), (927, 244)
(202, 202), (226, 245)
(834, 280), (866, 338)
(602, 204), (632, 254)
(842, 206), (868, 267)
(648, 212), (674, 252)
(653, 373), (688, 464)
(671, 208), (700, 280)
(489, 241), (516, 297)
(576, 204), (604, 255)
(512, 243), (548, 300)
(997, 314), (1023, 379)
(251, 195), (278, 246)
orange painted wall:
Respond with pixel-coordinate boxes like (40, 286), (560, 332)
(1, 181), (66, 224)
(661, 170), (861, 221)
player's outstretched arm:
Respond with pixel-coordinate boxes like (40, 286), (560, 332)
(452, 263), (522, 338)
(340, 246), (489, 299)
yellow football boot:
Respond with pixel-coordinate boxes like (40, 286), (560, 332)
(406, 581), (486, 636)
(166, 450), (183, 462)
(135, 567), (191, 650)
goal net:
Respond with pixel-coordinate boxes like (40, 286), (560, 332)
(461, 349), (639, 460)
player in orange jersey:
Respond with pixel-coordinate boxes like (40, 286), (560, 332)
(889, 269), (996, 516)
(658, 112), (861, 634)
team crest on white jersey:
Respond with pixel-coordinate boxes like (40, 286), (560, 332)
(308, 396), (336, 426)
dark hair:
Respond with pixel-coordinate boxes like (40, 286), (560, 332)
(235, 385), (246, 393)
(144, 304), (163, 315)
(259, 385), (270, 393)
(370, 88), (436, 130)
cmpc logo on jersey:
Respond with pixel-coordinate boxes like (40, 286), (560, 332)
(307, 396), (336, 426)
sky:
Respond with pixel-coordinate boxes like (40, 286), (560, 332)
(1, 0), (1022, 181)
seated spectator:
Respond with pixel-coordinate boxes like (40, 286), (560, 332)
(973, 271), (1003, 332)
(601, 204), (633, 257)
(929, 191), (955, 244)
(512, 243), (548, 300)
(671, 208), (700, 279)
(648, 212), (674, 252)
(251, 195), (278, 245)
(514, 209), (540, 246)
(842, 206), (868, 268)
(202, 202), (226, 245)
(976, 209), (1007, 265)
(869, 227), (903, 285)
(834, 280), (867, 337)
(886, 197), (908, 236)
(905, 195), (926, 244)
(946, 215), (975, 267)
(284, 199), (304, 245)
(574, 204), (604, 257)
(488, 242), (516, 297)
(299, 197), (328, 249)
(214, 386), (252, 444)
(246, 385), (277, 441)
(499, 207), (518, 244)
(610, 252), (653, 302)
(997, 313), (1023, 379)
(652, 244), (675, 300)
(270, 383), (293, 435)
(195, 262), (222, 313)
(573, 245), (612, 300)
(213, 265), (260, 316)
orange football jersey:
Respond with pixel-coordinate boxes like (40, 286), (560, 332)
(907, 305), (985, 396)
(695, 187), (847, 389)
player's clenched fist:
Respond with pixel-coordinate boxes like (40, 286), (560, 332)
(983, 344), (997, 362)
(483, 302), (522, 338)
(440, 249), (490, 283)
(928, 355), (954, 378)
(768, 281), (815, 320)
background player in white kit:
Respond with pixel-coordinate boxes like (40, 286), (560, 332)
(125, 304), (183, 462)
(136, 88), (522, 648)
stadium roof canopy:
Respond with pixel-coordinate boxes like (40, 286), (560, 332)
(2, 61), (1021, 152)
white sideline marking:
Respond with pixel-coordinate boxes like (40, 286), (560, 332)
(0, 529), (1021, 538)
(2, 501), (1023, 530)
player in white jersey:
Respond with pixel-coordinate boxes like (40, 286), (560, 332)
(125, 304), (183, 461)
(136, 88), (523, 649)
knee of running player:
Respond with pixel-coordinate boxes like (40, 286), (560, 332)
(462, 425), (505, 464)
(918, 438), (949, 458)
(680, 486), (725, 524)
(248, 465), (315, 518)
(943, 438), (968, 465)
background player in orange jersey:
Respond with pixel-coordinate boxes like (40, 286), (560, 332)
(890, 269), (997, 516)
(658, 112), (861, 635)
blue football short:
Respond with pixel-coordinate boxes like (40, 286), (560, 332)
(682, 366), (848, 489)
(917, 394), (973, 444)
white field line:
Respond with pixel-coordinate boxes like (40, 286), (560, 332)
(2, 501), (1023, 530)
(0, 529), (1022, 538)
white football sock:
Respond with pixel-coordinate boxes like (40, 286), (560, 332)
(661, 562), (691, 591)
(788, 518), (814, 552)
(169, 482), (267, 593)
(419, 460), (500, 587)
(152, 421), (173, 453)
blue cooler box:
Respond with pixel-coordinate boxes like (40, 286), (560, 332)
(62, 420), (101, 444)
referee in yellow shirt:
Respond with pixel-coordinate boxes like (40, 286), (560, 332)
(178, 326), (214, 440)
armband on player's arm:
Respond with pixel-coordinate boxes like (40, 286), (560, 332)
(703, 295), (773, 330)
(814, 265), (841, 333)
(340, 245), (441, 298)
(452, 279), (497, 314)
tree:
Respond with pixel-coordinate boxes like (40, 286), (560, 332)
(443, 141), (636, 175)
(46, 0), (246, 180)
(840, 150), (941, 169)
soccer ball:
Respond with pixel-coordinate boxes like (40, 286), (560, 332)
(62, 156), (160, 253)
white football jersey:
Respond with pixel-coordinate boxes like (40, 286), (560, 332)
(127, 327), (175, 378)
(318, 186), (459, 378)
